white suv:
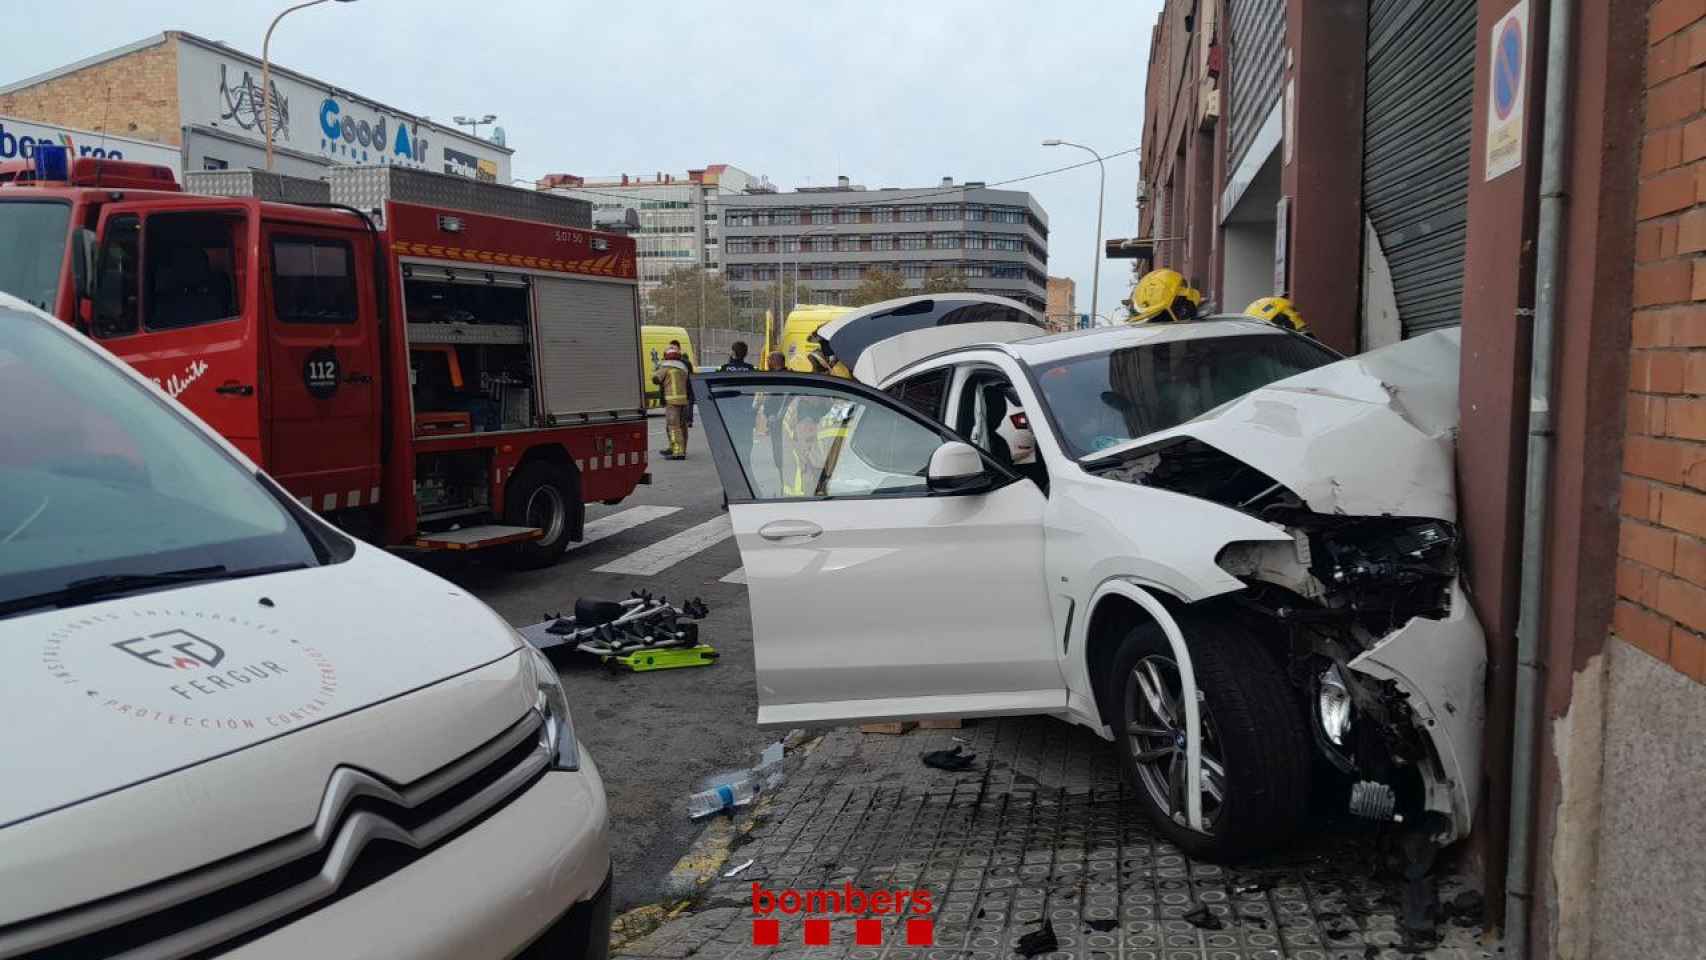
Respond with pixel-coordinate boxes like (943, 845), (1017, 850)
(692, 317), (1484, 861)
(0, 293), (610, 959)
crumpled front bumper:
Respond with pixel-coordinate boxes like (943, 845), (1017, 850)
(1347, 578), (1487, 842)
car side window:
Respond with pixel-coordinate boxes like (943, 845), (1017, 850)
(953, 369), (1045, 486)
(712, 382), (945, 500)
(273, 237), (357, 324)
(885, 368), (951, 421)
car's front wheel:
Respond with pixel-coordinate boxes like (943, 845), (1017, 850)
(1110, 611), (1309, 860)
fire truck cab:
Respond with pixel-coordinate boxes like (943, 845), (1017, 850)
(0, 148), (649, 568)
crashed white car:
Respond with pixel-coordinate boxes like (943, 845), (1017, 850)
(693, 315), (1484, 860)
(0, 294), (610, 959)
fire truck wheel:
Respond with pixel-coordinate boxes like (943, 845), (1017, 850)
(505, 463), (578, 569)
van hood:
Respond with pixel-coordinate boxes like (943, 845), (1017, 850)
(0, 546), (521, 827)
(1084, 328), (1463, 519)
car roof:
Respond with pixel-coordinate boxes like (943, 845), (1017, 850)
(880, 316), (1305, 383)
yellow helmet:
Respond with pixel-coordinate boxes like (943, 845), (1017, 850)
(1131, 268), (1203, 324)
(1245, 296), (1307, 332)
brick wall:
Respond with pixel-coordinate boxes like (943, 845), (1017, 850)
(1617, 0), (1706, 684)
(0, 36), (181, 145)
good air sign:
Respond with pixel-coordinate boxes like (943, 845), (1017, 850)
(1484, 0), (1529, 181)
(176, 39), (510, 182)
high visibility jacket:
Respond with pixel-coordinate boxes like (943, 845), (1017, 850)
(653, 359), (691, 406)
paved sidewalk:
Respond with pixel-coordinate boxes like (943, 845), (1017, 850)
(617, 717), (1499, 960)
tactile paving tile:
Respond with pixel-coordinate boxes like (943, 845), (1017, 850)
(617, 717), (1500, 960)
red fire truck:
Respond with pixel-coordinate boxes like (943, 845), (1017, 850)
(0, 150), (649, 567)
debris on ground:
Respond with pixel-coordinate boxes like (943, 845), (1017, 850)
(859, 720), (917, 735)
(1084, 918), (1119, 932)
(1231, 879), (1269, 895)
(685, 741), (787, 819)
(1015, 920), (1058, 957)
(722, 858), (754, 878)
(1182, 904), (1225, 930)
(920, 744), (978, 771)
(1441, 889), (1486, 927)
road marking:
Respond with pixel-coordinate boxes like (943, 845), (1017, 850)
(595, 515), (733, 576)
(720, 568), (747, 584)
(569, 505), (682, 552)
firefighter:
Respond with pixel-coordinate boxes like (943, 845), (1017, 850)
(652, 344), (692, 460)
(1244, 296), (1308, 333)
(1129, 268), (1203, 324)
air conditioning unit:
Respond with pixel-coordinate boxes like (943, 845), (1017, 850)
(1198, 82), (1221, 131)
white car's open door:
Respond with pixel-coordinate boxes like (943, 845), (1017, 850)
(692, 373), (1065, 727)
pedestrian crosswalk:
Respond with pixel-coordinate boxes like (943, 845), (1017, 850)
(565, 504), (749, 584)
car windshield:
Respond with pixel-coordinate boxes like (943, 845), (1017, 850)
(1028, 331), (1340, 457)
(0, 304), (325, 613)
(0, 200), (72, 311)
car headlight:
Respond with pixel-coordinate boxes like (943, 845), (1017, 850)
(1317, 664), (1353, 747)
(526, 644), (581, 771)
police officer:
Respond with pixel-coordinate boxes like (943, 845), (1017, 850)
(719, 341), (756, 373)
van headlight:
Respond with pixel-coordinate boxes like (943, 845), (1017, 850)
(526, 644), (581, 771)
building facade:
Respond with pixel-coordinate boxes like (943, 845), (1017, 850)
(1133, 2), (1701, 957)
(0, 32), (511, 182)
(538, 165), (763, 312)
(718, 178), (1048, 319)
(1045, 275), (1078, 331)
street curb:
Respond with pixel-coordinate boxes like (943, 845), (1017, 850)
(609, 734), (823, 952)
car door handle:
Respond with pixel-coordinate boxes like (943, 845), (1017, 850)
(758, 520), (822, 542)
(214, 382), (254, 396)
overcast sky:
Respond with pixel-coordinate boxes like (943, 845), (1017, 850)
(3, 1), (1158, 318)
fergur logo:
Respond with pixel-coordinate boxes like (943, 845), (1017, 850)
(113, 629), (225, 670)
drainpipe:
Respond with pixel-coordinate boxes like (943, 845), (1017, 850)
(1504, 0), (1574, 955)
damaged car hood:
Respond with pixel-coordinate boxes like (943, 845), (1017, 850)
(1085, 329), (1463, 519)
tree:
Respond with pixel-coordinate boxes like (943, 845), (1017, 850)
(920, 267), (970, 295)
(847, 266), (908, 306)
(646, 267), (735, 330)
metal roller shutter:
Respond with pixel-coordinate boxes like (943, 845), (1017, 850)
(1227, 0), (1287, 175)
(532, 277), (643, 419)
(1362, 0), (1478, 337)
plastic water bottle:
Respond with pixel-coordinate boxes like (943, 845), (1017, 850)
(687, 775), (761, 819)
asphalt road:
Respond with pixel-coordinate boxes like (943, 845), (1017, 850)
(422, 415), (774, 911)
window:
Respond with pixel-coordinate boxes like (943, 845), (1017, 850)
(92, 214), (140, 338)
(144, 213), (242, 331)
(834, 208), (859, 224)
(900, 263), (928, 279)
(711, 382), (947, 499)
(811, 265), (833, 281)
(900, 206), (928, 222)
(0, 308), (328, 608)
(872, 207), (895, 223)
(886, 368), (951, 420)
(1029, 333), (1339, 457)
(932, 234), (962, 249)
(272, 237), (357, 324)
(898, 235), (927, 250)
(836, 236), (859, 252)
(0, 200), (73, 314)
(809, 208), (831, 225)
(202, 157), (229, 171)
(929, 204), (960, 221)
(965, 205), (987, 221)
(871, 235), (894, 251)
(806, 236), (833, 252)
(782, 238), (800, 253)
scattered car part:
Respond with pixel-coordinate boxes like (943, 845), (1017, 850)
(519, 591), (715, 672)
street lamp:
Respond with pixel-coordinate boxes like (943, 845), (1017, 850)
(262, 0), (359, 171)
(1043, 138), (1106, 327)
(453, 114), (499, 139)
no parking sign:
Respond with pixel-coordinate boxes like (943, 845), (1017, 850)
(1485, 0), (1530, 181)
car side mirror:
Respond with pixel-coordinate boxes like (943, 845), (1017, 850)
(927, 440), (993, 495)
(72, 228), (97, 303)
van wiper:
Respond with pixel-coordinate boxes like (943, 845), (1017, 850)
(0, 563), (305, 618)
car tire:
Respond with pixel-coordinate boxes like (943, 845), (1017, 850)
(504, 463), (578, 569)
(1110, 610), (1310, 861)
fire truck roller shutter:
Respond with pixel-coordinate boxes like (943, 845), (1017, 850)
(532, 277), (644, 419)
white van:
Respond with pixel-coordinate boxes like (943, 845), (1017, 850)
(0, 293), (610, 959)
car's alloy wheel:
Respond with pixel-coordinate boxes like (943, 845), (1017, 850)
(1124, 654), (1226, 833)
(1106, 611), (1310, 860)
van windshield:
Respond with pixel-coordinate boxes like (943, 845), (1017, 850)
(0, 303), (328, 615)
(0, 200), (71, 311)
